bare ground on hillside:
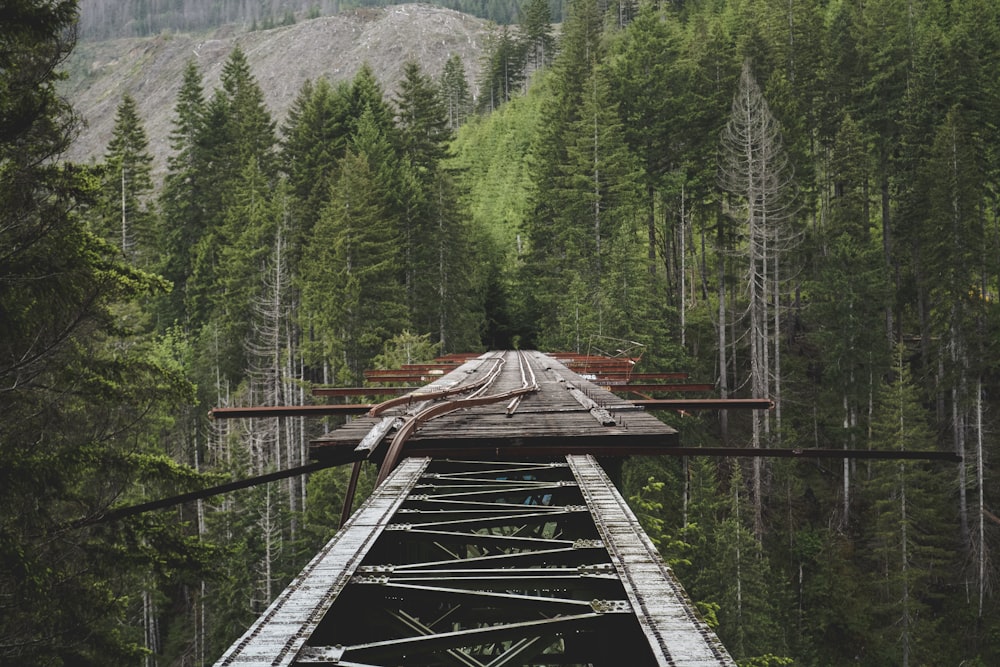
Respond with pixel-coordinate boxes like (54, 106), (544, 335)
(62, 4), (487, 178)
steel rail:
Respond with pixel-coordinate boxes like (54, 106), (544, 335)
(375, 359), (508, 485)
(505, 350), (538, 416)
(375, 354), (541, 485)
(343, 356), (507, 524)
(367, 354), (505, 416)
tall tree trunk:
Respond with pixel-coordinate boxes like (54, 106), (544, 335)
(900, 461), (911, 667)
(680, 185), (687, 349)
(718, 226), (729, 445)
(976, 377), (985, 618)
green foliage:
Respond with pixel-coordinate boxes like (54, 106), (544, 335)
(14, 0), (1000, 663)
(440, 54), (473, 129)
(372, 331), (442, 369)
(98, 94), (155, 264)
(0, 7), (214, 663)
(738, 655), (794, 667)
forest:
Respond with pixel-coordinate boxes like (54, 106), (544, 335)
(2, 0), (999, 665)
(75, 0), (569, 39)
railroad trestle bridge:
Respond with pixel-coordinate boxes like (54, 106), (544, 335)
(214, 351), (734, 666)
(208, 350), (956, 666)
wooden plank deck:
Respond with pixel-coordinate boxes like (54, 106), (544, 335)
(310, 351), (679, 463)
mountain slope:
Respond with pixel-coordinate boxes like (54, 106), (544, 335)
(62, 4), (487, 176)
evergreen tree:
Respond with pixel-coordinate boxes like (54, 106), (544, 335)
(520, 0), (556, 74)
(477, 24), (527, 113)
(220, 45), (278, 178)
(807, 113), (892, 524)
(100, 93), (154, 263)
(0, 4), (213, 663)
(864, 347), (953, 665)
(396, 61), (450, 179)
(280, 77), (354, 261)
(607, 4), (686, 280)
(393, 60), (482, 347)
(212, 156), (282, 382)
(300, 149), (407, 383)
(187, 47), (278, 331)
(440, 53), (473, 130)
(157, 60), (208, 327)
(349, 63), (396, 137)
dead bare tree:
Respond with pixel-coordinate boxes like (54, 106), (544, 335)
(719, 59), (798, 538)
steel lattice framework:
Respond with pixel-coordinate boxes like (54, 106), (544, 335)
(216, 456), (734, 666)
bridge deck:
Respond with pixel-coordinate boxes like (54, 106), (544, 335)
(311, 351), (679, 464)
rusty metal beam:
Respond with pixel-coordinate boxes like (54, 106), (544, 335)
(77, 460), (342, 526)
(362, 374), (440, 383)
(633, 398), (774, 410)
(608, 383), (716, 393)
(210, 405), (372, 418)
(657, 446), (961, 462)
(589, 372), (691, 380)
(311, 386), (417, 397)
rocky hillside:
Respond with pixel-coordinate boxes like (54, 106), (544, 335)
(62, 4), (488, 177)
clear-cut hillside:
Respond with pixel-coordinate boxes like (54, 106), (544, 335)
(61, 4), (487, 177)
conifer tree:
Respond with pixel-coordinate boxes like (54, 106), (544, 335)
(396, 61), (450, 179)
(520, 0), (555, 75)
(300, 149), (407, 383)
(440, 54), (472, 130)
(280, 77), (354, 263)
(100, 93), (154, 263)
(221, 45), (277, 178)
(157, 60), (208, 327)
(865, 347), (952, 665)
(1, 4), (212, 662)
(607, 4), (684, 278)
(477, 24), (526, 113)
(349, 63), (396, 137)
(808, 114), (891, 524)
(187, 47), (277, 332)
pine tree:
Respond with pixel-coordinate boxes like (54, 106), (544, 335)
(349, 63), (396, 137)
(221, 45), (277, 178)
(808, 113), (892, 524)
(561, 64), (642, 288)
(100, 93), (154, 263)
(157, 60), (207, 327)
(280, 77), (354, 263)
(300, 149), (407, 383)
(393, 60), (480, 347)
(396, 61), (450, 179)
(864, 347), (953, 665)
(520, 0), (555, 75)
(439, 54), (472, 130)
(477, 24), (526, 113)
(187, 47), (278, 332)
(1, 4), (212, 662)
(607, 4), (685, 280)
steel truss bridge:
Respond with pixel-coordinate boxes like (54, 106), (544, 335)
(206, 350), (957, 667)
